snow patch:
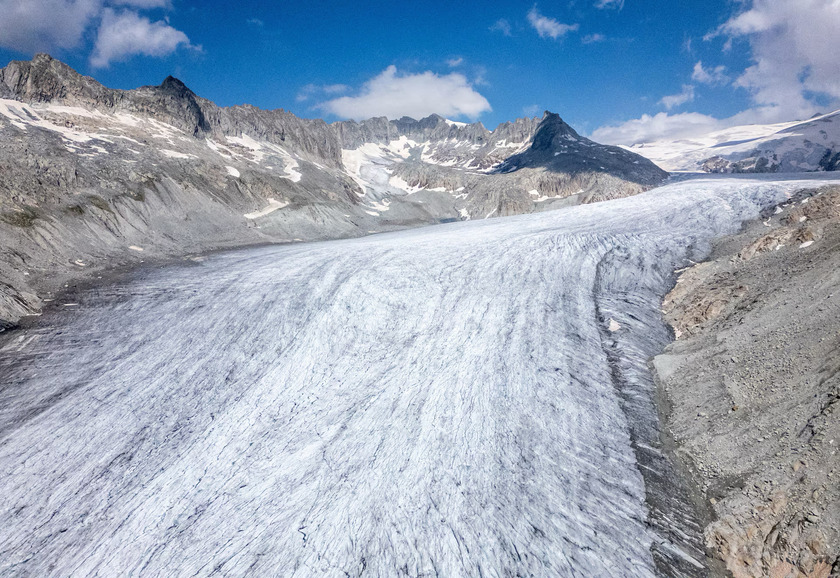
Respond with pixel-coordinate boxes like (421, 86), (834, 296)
(160, 149), (196, 160)
(388, 175), (422, 194)
(244, 198), (288, 219)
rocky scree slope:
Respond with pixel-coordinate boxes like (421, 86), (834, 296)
(0, 54), (666, 328)
(654, 185), (840, 577)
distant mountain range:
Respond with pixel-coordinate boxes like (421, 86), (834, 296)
(623, 110), (840, 173)
(0, 54), (667, 328)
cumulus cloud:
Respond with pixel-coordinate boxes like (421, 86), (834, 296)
(490, 18), (512, 36)
(591, 112), (724, 145)
(594, 0), (624, 9)
(659, 84), (695, 110)
(446, 57), (464, 67)
(319, 65), (491, 121)
(527, 6), (579, 40)
(0, 0), (192, 67)
(715, 0), (840, 120)
(692, 61), (728, 85)
(0, 0), (101, 53)
(90, 8), (194, 68)
(588, 1), (840, 147)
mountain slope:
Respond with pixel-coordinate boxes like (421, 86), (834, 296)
(0, 54), (666, 328)
(625, 110), (840, 173)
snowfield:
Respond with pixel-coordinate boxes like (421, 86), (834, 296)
(1, 175), (838, 576)
(623, 109), (840, 173)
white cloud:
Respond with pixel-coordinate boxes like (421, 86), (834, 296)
(590, 103), (818, 147)
(594, 0), (624, 9)
(323, 83), (349, 95)
(296, 83), (317, 102)
(591, 112), (724, 145)
(319, 65), (491, 121)
(659, 84), (695, 110)
(715, 0), (840, 120)
(472, 65), (489, 86)
(90, 8), (194, 68)
(0, 0), (101, 53)
(582, 33), (606, 44)
(297, 83), (349, 103)
(446, 57), (464, 67)
(0, 0), (192, 68)
(522, 104), (542, 116)
(111, 0), (170, 7)
(586, 0), (840, 148)
(691, 61), (728, 85)
(527, 6), (579, 40)
(490, 18), (512, 36)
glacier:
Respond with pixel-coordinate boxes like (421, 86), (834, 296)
(1, 174), (838, 577)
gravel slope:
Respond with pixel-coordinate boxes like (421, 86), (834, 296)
(655, 185), (840, 577)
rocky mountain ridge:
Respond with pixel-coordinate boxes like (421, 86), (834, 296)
(0, 53), (666, 328)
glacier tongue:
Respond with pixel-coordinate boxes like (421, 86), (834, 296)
(1, 175), (838, 576)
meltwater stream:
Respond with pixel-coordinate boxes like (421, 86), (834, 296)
(1, 176), (836, 577)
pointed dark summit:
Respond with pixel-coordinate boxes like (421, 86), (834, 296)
(493, 111), (667, 185)
(531, 113), (581, 151)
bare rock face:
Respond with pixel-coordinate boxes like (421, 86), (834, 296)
(0, 54), (667, 328)
(0, 53), (115, 105)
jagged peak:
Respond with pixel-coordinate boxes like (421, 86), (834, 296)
(32, 53), (55, 64)
(0, 52), (108, 104)
(159, 75), (194, 96)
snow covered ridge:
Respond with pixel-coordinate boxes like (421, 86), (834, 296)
(337, 112), (668, 220)
(0, 53), (668, 238)
(0, 54), (664, 228)
(624, 109), (840, 174)
(0, 98), (305, 183)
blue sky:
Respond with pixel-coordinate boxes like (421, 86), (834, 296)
(1, 1), (837, 144)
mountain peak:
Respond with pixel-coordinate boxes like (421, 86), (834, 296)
(32, 53), (55, 64)
(159, 75), (194, 96)
(0, 52), (105, 104)
(531, 112), (581, 151)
